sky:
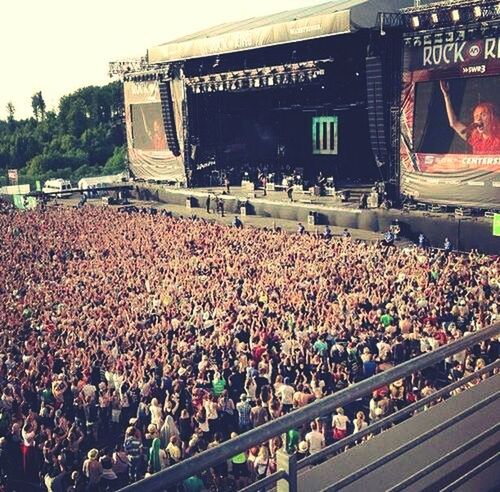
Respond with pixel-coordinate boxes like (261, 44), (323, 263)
(0, 0), (325, 120)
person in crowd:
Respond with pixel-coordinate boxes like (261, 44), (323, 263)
(82, 449), (102, 492)
(418, 233), (426, 249)
(332, 407), (350, 441)
(233, 216), (243, 229)
(0, 205), (496, 490)
(444, 237), (452, 252)
(305, 421), (325, 454)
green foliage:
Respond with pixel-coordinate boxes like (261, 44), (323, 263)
(102, 145), (126, 175)
(0, 81), (124, 185)
(6, 102), (15, 123)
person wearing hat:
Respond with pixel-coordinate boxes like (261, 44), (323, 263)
(82, 448), (103, 490)
(296, 441), (309, 461)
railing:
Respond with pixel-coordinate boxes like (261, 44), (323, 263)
(322, 391), (499, 492)
(298, 358), (500, 471)
(120, 322), (500, 492)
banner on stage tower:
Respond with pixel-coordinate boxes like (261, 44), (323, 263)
(124, 81), (186, 182)
(400, 30), (500, 208)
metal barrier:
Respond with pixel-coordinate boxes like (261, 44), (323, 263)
(321, 392), (499, 491)
(298, 358), (500, 471)
(120, 322), (500, 492)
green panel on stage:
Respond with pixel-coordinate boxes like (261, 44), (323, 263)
(312, 116), (338, 155)
(494, 213), (500, 237)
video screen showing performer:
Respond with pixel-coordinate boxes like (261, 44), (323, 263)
(131, 103), (167, 151)
(414, 76), (500, 155)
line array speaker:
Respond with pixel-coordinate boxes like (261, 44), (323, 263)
(159, 82), (181, 156)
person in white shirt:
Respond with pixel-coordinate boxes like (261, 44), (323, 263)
(305, 421), (325, 454)
(332, 407), (350, 441)
(277, 377), (295, 413)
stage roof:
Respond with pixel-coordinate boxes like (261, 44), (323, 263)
(148, 0), (413, 64)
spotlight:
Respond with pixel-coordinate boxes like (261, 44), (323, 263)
(411, 16), (420, 29)
(212, 56), (220, 68)
(254, 78), (260, 88)
(282, 74), (290, 84)
(451, 9), (460, 22)
(195, 85), (201, 94)
(473, 5), (482, 18)
(430, 12), (439, 24)
(268, 76), (274, 86)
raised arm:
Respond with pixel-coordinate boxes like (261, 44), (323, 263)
(440, 81), (467, 140)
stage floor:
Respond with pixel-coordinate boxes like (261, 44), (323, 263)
(132, 184), (498, 254)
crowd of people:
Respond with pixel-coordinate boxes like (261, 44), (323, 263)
(0, 204), (498, 491)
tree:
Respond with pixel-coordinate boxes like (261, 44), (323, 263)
(59, 96), (88, 138)
(102, 145), (126, 175)
(31, 93), (39, 121)
(1, 81), (124, 182)
(6, 102), (15, 123)
(38, 91), (46, 120)
(31, 91), (47, 121)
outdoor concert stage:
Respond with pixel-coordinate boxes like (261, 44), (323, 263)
(136, 184), (499, 255)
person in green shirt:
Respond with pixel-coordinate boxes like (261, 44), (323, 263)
(183, 474), (204, 492)
(380, 312), (394, 327)
(230, 432), (249, 488)
(286, 428), (300, 454)
(212, 372), (226, 396)
(313, 335), (328, 356)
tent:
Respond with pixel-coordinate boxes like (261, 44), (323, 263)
(148, 0), (414, 63)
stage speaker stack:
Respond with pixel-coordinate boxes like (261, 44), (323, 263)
(308, 211), (317, 225)
(368, 191), (379, 209)
(159, 82), (181, 156)
(365, 56), (388, 166)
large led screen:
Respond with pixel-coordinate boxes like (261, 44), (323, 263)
(400, 31), (500, 208)
(131, 103), (167, 151)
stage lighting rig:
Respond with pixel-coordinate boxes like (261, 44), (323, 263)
(401, 0), (500, 31)
(451, 9), (460, 22)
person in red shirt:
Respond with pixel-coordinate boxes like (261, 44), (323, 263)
(440, 80), (500, 154)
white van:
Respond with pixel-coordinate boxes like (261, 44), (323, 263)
(42, 179), (72, 198)
(78, 173), (126, 197)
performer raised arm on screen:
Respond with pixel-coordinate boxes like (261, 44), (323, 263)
(440, 80), (500, 154)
